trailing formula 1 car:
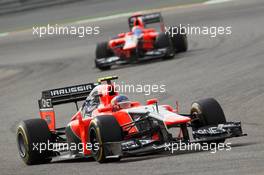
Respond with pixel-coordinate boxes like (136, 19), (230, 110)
(95, 12), (187, 70)
(17, 76), (246, 165)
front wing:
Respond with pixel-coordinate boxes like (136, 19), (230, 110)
(95, 48), (172, 67)
(102, 121), (246, 159)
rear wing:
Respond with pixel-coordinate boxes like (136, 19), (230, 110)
(38, 82), (99, 130)
(38, 76), (118, 130)
(38, 83), (99, 107)
(128, 12), (164, 31)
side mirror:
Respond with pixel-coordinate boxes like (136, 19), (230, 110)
(146, 98), (158, 105)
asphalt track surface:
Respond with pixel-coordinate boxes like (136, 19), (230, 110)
(0, 0), (264, 174)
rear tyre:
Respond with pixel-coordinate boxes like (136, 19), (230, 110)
(89, 116), (123, 163)
(95, 42), (113, 70)
(190, 98), (226, 144)
(155, 33), (175, 59)
(16, 119), (53, 165)
(170, 27), (188, 53)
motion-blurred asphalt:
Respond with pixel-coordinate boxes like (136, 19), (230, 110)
(0, 0), (263, 174)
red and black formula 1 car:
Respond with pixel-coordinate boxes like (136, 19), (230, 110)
(95, 12), (187, 70)
(17, 76), (246, 165)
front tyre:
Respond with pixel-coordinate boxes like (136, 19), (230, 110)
(95, 42), (113, 70)
(170, 27), (188, 53)
(16, 119), (53, 165)
(89, 116), (123, 163)
(155, 33), (175, 59)
(190, 98), (226, 144)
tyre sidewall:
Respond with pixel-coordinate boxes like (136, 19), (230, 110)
(16, 119), (53, 165)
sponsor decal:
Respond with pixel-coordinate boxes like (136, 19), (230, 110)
(50, 84), (95, 97)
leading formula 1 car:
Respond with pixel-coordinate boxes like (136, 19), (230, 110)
(95, 12), (187, 70)
(17, 76), (246, 165)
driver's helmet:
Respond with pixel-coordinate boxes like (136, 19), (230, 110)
(132, 26), (143, 37)
(111, 95), (131, 110)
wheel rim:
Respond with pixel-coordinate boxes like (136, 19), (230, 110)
(17, 132), (26, 158)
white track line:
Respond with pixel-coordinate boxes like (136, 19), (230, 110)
(205, 0), (233, 5)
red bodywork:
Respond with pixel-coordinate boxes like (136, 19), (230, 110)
(40, 79), (190, 156)
(40, 82), (190, 156)
(109, 29), (158, 58)
(108, 15), (163, 59)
